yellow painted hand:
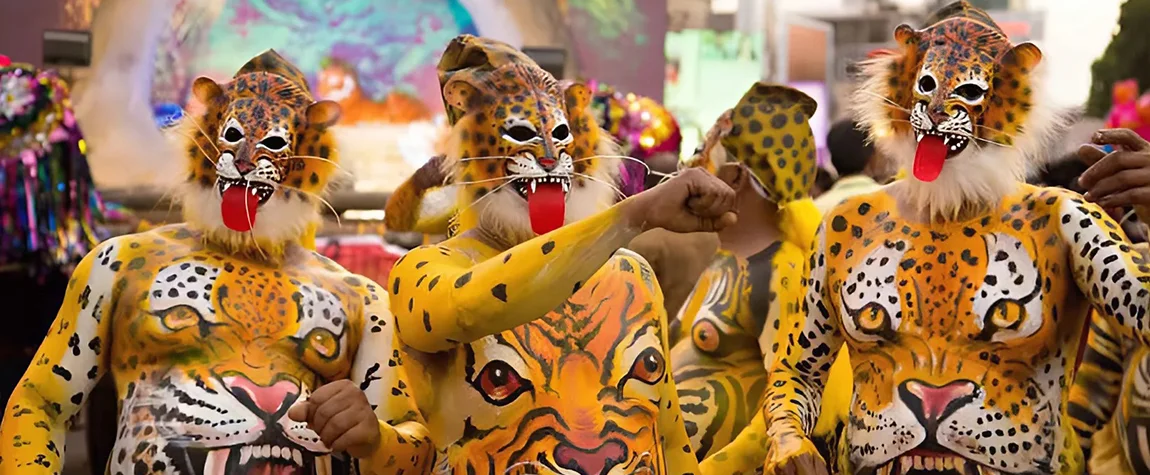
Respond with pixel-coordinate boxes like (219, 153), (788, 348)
(763, 435), (828, 475)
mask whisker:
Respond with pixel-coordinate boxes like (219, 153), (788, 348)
(573, 155), (654, 177)
(856, 89), (912, 113)
(459, 155), (514, 162)
(573, 172), (627, 200)
(242, 186), (268, 260)
(449, 178), (520, 227)
(282, 154), (343, 172)
(453, 176), (516, 186)
(183, 116), (221, 155)
(278, 184), (343, 228)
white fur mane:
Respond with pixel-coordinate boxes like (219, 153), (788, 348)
(851, 54), (1069, 221)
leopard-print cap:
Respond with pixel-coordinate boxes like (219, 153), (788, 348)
(720, 82), (819, 205)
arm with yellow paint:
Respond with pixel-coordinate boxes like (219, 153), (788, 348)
(349, 281), (435, 474)
(0, 238), (125, 474)
(761, 224), (840, 475)
(388, 169), (738, 353)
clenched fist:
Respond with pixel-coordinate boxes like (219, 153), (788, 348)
(624, 168), (738, 233)
(288, 380), (381, 459)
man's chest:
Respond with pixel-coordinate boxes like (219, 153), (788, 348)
(820, 205), (1078, 343)
(107, 252), (369, 376)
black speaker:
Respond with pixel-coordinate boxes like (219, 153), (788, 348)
(42, 30), (91, 67)
(521, 47), (566, 79)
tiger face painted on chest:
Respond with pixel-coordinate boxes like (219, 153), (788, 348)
(814, 187), (1096, 474)
(406, 251), (673, 474)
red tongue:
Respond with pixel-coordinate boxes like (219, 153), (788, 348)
(913, 135), (948, 182)
(528, 182), (566, 235)
(221, 185), (260, 232)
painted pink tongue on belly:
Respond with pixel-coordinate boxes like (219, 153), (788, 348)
(913, 135), (948, 182)
(528, 182), (566, 235)
(221, 185), (259, 232)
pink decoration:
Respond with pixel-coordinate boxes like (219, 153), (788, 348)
(0, 55), (9, 67)
(1106, 79), (1150, 140)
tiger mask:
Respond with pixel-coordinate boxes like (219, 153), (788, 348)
(439, 36), (617, 244)
(853, 0), (1064, 220)
(180, 50), (341, 260)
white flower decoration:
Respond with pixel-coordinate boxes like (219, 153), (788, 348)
(0, 74), (35, 120)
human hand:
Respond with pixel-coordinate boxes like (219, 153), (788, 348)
(624, 168), (738, 233)
(763, 435), (829, 475)
(287, 380), (381, 459)
(1078, 129), (1150, 221)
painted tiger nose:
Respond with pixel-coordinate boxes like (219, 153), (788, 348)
(899, 379), (980, 426)
(538, 157), (557, 171)
(224, 375), (300, 417)
(553, 439), (627, 475)
(234, 159), (256, 175)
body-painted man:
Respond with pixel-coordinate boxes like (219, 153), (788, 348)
(1067, 129), (1150, 474)
(0, 49), (435, 474)
(384, 35), (736, 474)
(667, 84), (851, 473)
(761, 2), (1150, 474)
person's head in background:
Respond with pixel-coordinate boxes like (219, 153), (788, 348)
(827, 119), (877, 179)
(813, 167), (835, 198)
(1033, 153), (1088, 194)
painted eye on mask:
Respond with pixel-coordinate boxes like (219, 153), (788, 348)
(625, 347), (665, 385)
(259, 136), (289, 152)
(551, 124), (571, 141)
(473, 360), (533, 406)
(502, 125), (538, 142)
(223, 126), (244, 143)
(917, 75), (937, 95)
(953, 84), (988, 104)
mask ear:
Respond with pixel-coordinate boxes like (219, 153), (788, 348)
(1003, 42), (1043, 71)
(193, 77), (224, 106)
(306, 100), (341, 128)
(894, 24), (920, 49)
(443, 75), (482, 113)
(563, 82), (592, 117)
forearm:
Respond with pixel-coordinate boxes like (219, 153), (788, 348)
(0, 239), (119, 474)
(700, 409), (769, 474)
(392, 202), (643, 352)
(0, 387), (69, 474)
(358, 420), (434, 475)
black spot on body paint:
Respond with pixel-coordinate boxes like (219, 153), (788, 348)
(541, 241), (556, 254)
(491, 284), (508, 302)
(455, 272), (472, 288)
(831, 216), (848, 232)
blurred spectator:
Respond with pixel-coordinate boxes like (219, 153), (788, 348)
(815, 120), (883, 213)
(813, 167), (835, 199)
(1033, 153), (1088, 193)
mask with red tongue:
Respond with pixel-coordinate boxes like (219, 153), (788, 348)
(527, 182), (566, 235)
(913, 134), (949, 182)
(221, 184), (260, 232)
